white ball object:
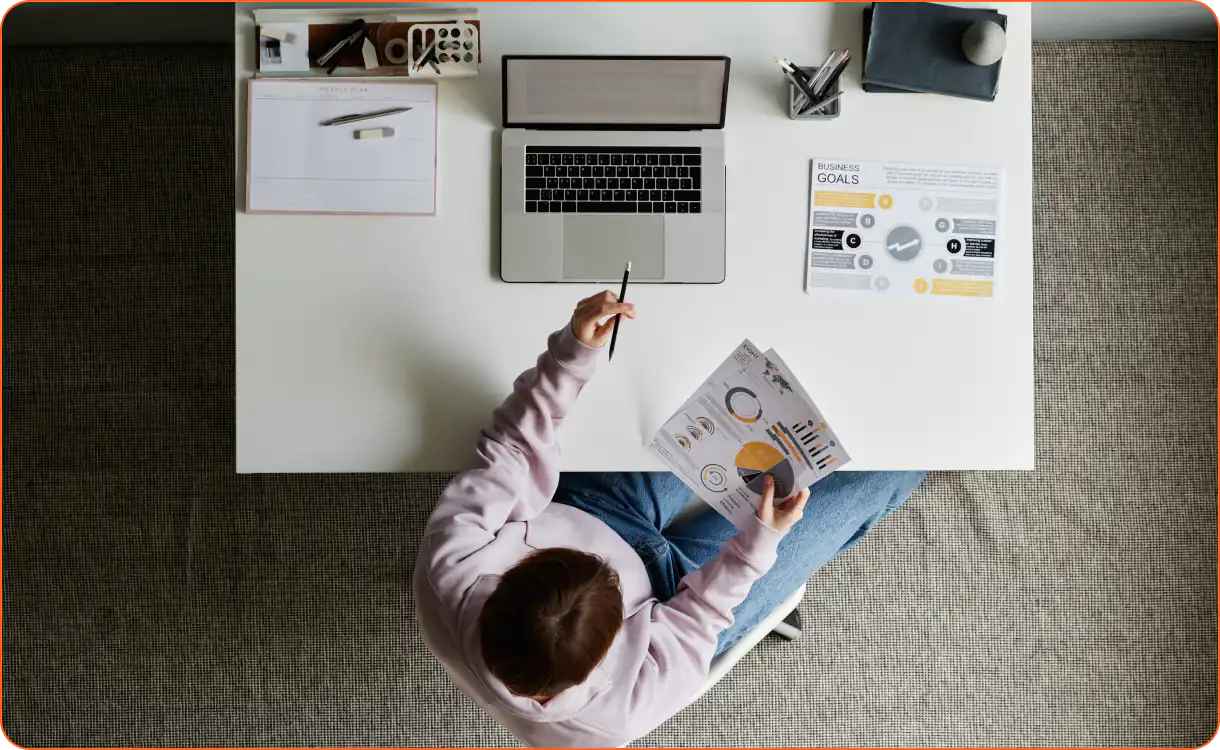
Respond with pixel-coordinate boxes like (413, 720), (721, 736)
(962, 20), (1007, 66)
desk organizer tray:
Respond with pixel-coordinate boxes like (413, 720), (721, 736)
(254, 7), (481, 79)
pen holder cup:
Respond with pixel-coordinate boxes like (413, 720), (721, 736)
(788, 66), (841, 120)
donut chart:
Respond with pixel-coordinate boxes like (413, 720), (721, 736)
(701, 464), (729, 493)
(724, 387), (762, 423)
(734, 442), (796, 497)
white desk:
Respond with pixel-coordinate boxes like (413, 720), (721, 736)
(235, 2), (1034, 473)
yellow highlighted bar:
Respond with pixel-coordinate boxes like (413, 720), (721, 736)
(777, 431), (803, 464)
(932, 279), (994, 298)
(814, 191), (876, 209)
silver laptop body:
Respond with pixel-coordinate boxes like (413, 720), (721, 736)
(500, 56), (729, 284)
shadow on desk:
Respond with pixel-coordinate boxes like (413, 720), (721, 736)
(488, 130), (503, 282)
(400, 355), (502, 470)
(236, 75), (249, 213)
(355, 323), (503, 471)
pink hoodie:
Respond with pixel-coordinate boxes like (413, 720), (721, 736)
(413, 323), (784, 747)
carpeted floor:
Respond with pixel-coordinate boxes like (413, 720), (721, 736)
(2, 40), (1216, 748)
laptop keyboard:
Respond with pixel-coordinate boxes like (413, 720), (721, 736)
(524, 146), (702, 214)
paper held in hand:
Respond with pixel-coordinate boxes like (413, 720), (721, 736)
(646, 340), (851, 530)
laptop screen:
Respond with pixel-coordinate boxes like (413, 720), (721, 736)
(503, 56), (729, 129)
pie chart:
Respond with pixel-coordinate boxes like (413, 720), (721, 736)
(735, 441), (796, 497)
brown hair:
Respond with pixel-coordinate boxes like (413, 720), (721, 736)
(479, 548), (624, 698)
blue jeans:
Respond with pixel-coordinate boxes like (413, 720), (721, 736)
(553, 470), (926, 656)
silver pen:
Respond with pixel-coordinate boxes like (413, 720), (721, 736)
(319, 107), (412, 127)
(808, 49), (841, 95)
(316, 24), (366, 67)
(814, 50), (851, 99)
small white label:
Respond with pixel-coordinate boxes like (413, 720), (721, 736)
(354, 127), (395, 140)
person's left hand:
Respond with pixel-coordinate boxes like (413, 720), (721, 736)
(756, 475), (810, 535)
(572, 290), (636, 348)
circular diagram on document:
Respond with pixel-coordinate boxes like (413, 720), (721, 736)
(947, 238), (962, 254)
(885, 225), (923, 262)
(735, 442), (796, 497)
(724, 387), (762, 423)
(701, 464), (729, 493)
(860, 214), (876, 229)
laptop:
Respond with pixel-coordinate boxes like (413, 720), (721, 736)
(500, 56), (729, 284)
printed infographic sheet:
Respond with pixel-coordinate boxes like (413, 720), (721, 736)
(805, 158), (1005, 299)
(646, 341), (851, 530)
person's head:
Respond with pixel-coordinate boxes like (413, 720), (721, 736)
(479, 548), (624, 699)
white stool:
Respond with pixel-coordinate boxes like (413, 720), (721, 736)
(668, 496), (808, 700)
(693, 583), (807, 700)
(618, 497), (806, 746)
(618, 585), (807, 747)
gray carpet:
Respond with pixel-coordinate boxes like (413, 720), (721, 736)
(2, 40), (1215, 747)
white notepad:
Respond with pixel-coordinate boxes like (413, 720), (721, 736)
(246, 79), (437, 215)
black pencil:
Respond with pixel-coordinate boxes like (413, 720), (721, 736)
(608, 261), (631, 361)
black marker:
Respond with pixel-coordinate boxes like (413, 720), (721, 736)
(608, 261), (631, 361)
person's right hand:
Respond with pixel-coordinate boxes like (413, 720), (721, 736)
(756, 475), (810, 534)
(572, 290), (636, 349)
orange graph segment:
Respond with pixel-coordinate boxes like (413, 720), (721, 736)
(735, 441), (784, 473)
(776, 430), (803, 464)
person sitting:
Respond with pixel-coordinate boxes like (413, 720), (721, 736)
(414, 291), (926, 747)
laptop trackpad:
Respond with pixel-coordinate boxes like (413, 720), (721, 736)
(562, 216), (664, 281)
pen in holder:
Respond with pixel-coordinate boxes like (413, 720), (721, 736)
(788, 65), (842, 120)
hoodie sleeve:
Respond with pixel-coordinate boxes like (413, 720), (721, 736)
(418, 323), (600, 610)
(621, 516), (786, 738)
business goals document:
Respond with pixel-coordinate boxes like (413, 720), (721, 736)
(646, 341), (851, 530)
